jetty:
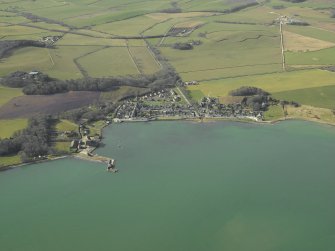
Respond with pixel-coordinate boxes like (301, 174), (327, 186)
(74, 152), (118, 173)
(69, 123), (118, 172)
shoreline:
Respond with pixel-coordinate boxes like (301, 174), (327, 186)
(0, 156), (68, 172)
(1, 116), (334, 171)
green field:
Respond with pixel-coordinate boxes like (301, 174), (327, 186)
(129, 46), (161, 74)
(189, 90), (205, 102)
(286, 47), (335, 66)
(78, 47), (139, 77)
(1, 0), (335, 113)
(0, 86), (23, 107)
(54, 142), (71, 153)
(0, 155), (21, 168)
(160, 22), (282, 81)
(0, 47), (54, 76)
(285, 26), (335, 43)
(0, 118), (28, 139)
(273, 85), (335, 109)
(187, 69), (335, 105)
(56, 120), (78, 132)
(263, 105), (285, 121)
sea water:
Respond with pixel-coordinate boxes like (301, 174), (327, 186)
(1, 121), (334, 251)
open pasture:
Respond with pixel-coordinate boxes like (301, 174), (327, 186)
(214, 5), (276, 24)
(160, 25), (281, 81)
(78, 47), (139, 77)
(286, 46), (335, 66)
(273, 85), (335, 109)
(180, 63), (282, 82)
(0, 155), (21, 168)
(187, 69), (335, 100)
(267, 0), (335, 9)
(0, 25), (60, 40)
(1, 0), (335, 113)
(100, 86), (150, 102)
(0, 47), (53, 76)
(286, 105), (335, 124)
(56, 119), (78, 132)
(179, 0), (258, 12)
(0, 86), (23, 107)
(0, 118), (28, 139)
(285, 26), (335, 43)
(56, 34), (126, 46)
(47, 46), (104, 79)
(263, 105), (285, 121)
(129, 46), (161, 74)
(283, 30), (335, 52)
(93, 15), (161, 37)
(22, 0), (172, 28)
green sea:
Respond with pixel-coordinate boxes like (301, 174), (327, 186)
(1, 121), (335, 251)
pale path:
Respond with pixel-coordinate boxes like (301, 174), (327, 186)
(279, 20), (286, 71)
(176, 86), (200, 117)
(176, 86), (191, 105)
(125, 40), (142, 74)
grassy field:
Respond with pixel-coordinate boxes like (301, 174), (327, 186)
(0, 47), (54, 76)
(0, 86), (23, 107)
(263, 105), (285, 121)
(0, 155), (21, 168)
(286, 47), (335, 66)
(0, 119), (28, 139)
(285, 26), (335, 43)
(0, 45), (112, 79)
(129, 46), (161, 74)
(283, 30), (335, 52)
(0, 0), (335, 116)
(189, 90), (205, 102)
(78, 47), (139, 77)
(161, 28), (281, 81)
(93, 15), (161, 36)
(0, 25), (61, 40)
(100, 86), (150, 102)
(56, 34), (126, 46)
(273, 85), (335, 109)
(54, 142), (71, 153)
(187, 69), (335, 101)
(56, 120), (78, 132)
(286, 105), (335, 124)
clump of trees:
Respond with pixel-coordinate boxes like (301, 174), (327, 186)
(229, 86), (270, 96)
(172, 42), (193, 50)
(0, 116), (53, 162)
(288, 20), (309, 26)
(1, 69), (179, 95)
(281, 0), (306, 3)
(160, 7), (181, 13)
(242, 95), (269, 111)
(230, 86), (271, 111)
(160, 1), (182, 13)
(272, 5), (286, 10)
(1, 71), (54, 88)
(61, 101), (118, 123)
(0, 40), (47, 58)
(330, 9), (335, 18)
(224, 2), (258, 13)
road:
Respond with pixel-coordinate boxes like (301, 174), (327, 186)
(270, 11), (286, 71)
(176, 86), (200, 117)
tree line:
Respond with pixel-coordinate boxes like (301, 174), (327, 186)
(229, 86), (270, 97)
(0, 40), (47, 59)
(0, 116), (53, 162)
(1, 69), (179, 95)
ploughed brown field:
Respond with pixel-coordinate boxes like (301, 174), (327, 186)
(0, 91), (100, 119)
